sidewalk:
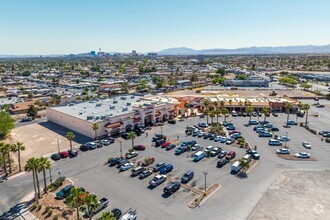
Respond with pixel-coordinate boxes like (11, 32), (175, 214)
(17, 192), (38, 220)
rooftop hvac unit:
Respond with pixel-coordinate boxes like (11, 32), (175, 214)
(68, 103), (74, 106)
(122, 107), (128, 111)
(136, 99), (141, 102)
(95, 116), (100, 120)
(127, 102), (131, 106)
(110, 106), (115, 109)
(86, 116), (94, 120)
(101, 116), (105, 119)
(113, 100), (118, 104)
(131, 95), (135, 99)
(96, 103), (102, 107)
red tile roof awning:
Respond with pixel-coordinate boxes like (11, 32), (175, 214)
(105, 122), (122, 129)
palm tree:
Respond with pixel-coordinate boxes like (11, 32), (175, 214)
(184, 102), (189, 117)
(213, 101), (218, 110)
(98, 211), (116, 220)
(92, 123), (99, 140)
(38, 157), (51, 193)
(214, 108), (221, 124)
(65, 187), (85, 220)
(65, 131), (75, 151)
(127, 131), (136, 149)
(203, 98), (210, 110)
(1, 104), (10, 112)
(238, 101), (243, 113)
(4, 144), (12, 174)
(297, 102), (304, 110)
(228, 99), (233, 111)
(25, 157), (39, 201)
(85, 194), (99, 220)
(303, 104), (310, 127)
(220, 100), (225, 108)
(0, 142), (8, 174)
(203, 108), (210, 124)
(261, 107), (270, 123)
(246, 106), (254, 121)
(285, 102), (293, 125)
(209, 111), (215, 124)
(222, 108), (229, 122)
(11, 142), (25, 172)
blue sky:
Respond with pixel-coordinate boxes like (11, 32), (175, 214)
(0, 0), (329, 55)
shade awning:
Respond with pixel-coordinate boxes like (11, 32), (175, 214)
(104, 122), (122, 129)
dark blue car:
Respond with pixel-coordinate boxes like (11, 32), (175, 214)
(159, 164), (173, 174)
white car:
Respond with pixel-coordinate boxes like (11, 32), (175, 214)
(120, 163), (134, 171)
(101, 139), (111, 146)
(204, 145), (214, 152)
(219, 136), (227, 143)
(295, 152), (310, 158)
(276, 148), (291, 154)
(277, 136), (290, 142)
(302, 141), (312, 149)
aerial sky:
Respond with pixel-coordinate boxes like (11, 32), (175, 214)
(0, 0), (329, 55)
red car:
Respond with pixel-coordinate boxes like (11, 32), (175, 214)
(228, 130), (240, 135)
(133, 144), (146, 151)
(60, 151), (69, 158)
(161, 142), (171, 148)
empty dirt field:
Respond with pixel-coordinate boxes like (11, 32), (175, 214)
(247, 170), (330, 220)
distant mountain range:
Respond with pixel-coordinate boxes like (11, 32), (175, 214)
(157, 45), (330, 55)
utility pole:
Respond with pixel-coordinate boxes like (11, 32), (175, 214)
(285, 132), (288, 149)
(203, 171), (208, 193)
(119, 140), (123, 158)
(57, 138), (60, 153)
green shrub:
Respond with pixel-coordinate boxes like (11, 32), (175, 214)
(53, 215), (59, 220)
(30, 204), (37, 211)
(195, 90), (201, 93)
(47, 209), (53, 217)
(37, 204), (42, 211)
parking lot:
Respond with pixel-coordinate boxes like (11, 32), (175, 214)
(2, 101), (330, 220)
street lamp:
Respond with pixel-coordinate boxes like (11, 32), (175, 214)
(57, 138), (60, 154)
(119, 140), (123, 158)
(49, 167), (52, 183)
(203, 171), (208, 193)
(160, 126), (163, 136)
(285, 132), (288, 149)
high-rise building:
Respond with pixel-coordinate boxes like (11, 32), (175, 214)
(132, 50), (137, 56)
(90, 51), (96, 56)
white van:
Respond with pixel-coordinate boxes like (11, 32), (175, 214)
(243, 154), (252, 162)
(231, 161), (243, 173)
(194, 151), (206, 162)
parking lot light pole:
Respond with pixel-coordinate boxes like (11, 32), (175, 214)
(285, 132), (288, 149)
(57, 138), (60, 154)
(160, 126), (163, 135)
(203, 171), (208, 193)
(119, 140), (123, 158)
(49, 167), (52, 183)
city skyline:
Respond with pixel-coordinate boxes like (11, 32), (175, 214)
(1, 0), (330, 55)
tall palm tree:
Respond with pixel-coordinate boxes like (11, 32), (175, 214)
(92, 123), (99, 140)
(203, 108), (210, 124)
(0, 142), (8, 174)
(4, 144), (12, 174)
(214, 108), (221, 124)
(220, 100), (225, 108)
(1, 104), (10, 112)
(38, 157), (51, 193)
(261, 107), (270, 123)
(228, 99), (233, 111)
(222, 108), (229, 122)
(209, 111), (215, 124)
(238, 101), (243, 113)
(11, 142), (25, 172)
(98, 211), (116, 220)
(127, 131), (136, 149)
(25, 157), (39, 201)
(285, 102), (293, 125)
(297, 102), (304, 110)
(65, 131), (75, 151)
(213, 101), (218, 110)
(65, 187), (85, 220)
(85, 194), (99, 220)
(203, 98), (210, 110)
(246, 106), (254, 121)
(303, 104), (310, 127)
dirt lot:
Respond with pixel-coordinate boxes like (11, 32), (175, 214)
(247, 170), (330, 220)
(6, 122), (90, 167)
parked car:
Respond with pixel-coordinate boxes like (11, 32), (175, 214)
(217, 158), (228, 168)
(181, 170), (194, 183)
(227, 125), (236, 130)
(161, 142), (171, 148)
(249, 120), (259, 125)
(259, 132), (273, 137)
(302, 141), (312, 149)
(55, 184), (74, 199)
(287, 120), (298, 125)
(264, 123), (273, 128)
(121, 133), (131, 140)
(153, 162), (166, 172)
(101, 139), (111, 146)
(295, 152), (310, 158)
(168, 119), (176, 124)
(139, 170), (152, 179)
(116, 159), (129, 168)
(193, 151), (206, 162)
(197, 132), (205, 138)
(198, 122), (209, 128)
(50, 153), (61, 161)
(191, 144), (201, 151)
(84, 197), (109, 217)
(246, 149), (260, 159)
(84, 142), (97, 150)
(163, 182), (180, 195)
(217, 151), (227, 159)
(119, 163), (134, 172)
(254, 125), (264, 131)
(209, 134), (216, 140)
(231, 110), (238, 116)
(166, 144), (176, 151)
(108, 157), (121, 166)
(276, 148), (291, 154)
(125, 151), (138, 159)
(252, 112), (257, 117)
(226, 138), (235, 145)
(159, 164), (173, 174)
(111, 208), (122, 220)
(175, 146), (188, 155)
(133, 144), (146, 150)
(231, 133), (242, 139)
(131, 166), (146, 176)
(319, 131), (330, 136)
(219, 136), (227, 143)
(231, 161), (243, 173)
(271, 127), (279, 132)
(107, 137), (115, 143)
(68, 149), (78, 158)
(277, 136), (290, 142)
(269, 139), (283, 146)
(155, 139), (165, 147)
(149, 174), (166, 187)
(225, 151), (236, 160)
(60, 151), (69, 158)
(272, 112), (278, 117)
(20, 117), (32, 122)
(210, 147), (222, 157)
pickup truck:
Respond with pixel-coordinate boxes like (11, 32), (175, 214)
(85, 197), (109, 217)
(149, 174), (166, 187)
(119, 208), (138, 220)
(55, 185), (74, 199)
